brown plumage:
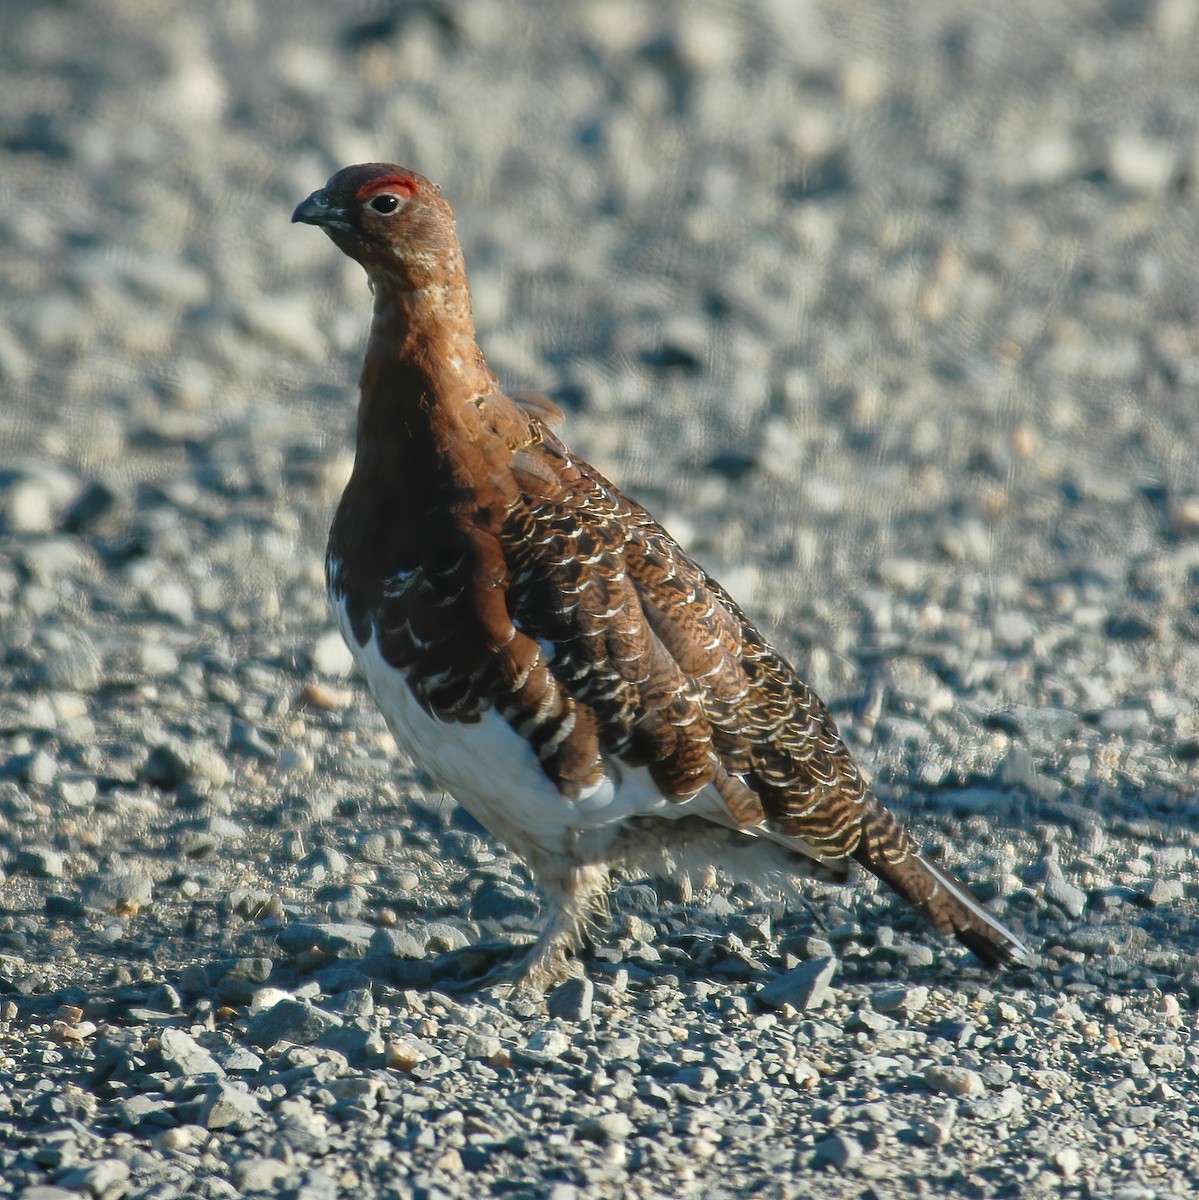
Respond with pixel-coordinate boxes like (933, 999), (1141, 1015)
(293, 163), (1030, 990)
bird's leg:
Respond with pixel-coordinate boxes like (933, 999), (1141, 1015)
(432, 861), (609, 994)
(500, 859), (611, 992)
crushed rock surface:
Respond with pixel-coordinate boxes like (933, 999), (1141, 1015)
(2, 2), (1199, 1198)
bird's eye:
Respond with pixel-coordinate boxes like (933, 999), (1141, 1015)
(367, 193), (401, 215)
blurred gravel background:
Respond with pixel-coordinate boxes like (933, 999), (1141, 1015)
(2, 2), (1199, 1198)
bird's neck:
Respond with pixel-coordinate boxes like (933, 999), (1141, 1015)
(354, 275), (498, 463)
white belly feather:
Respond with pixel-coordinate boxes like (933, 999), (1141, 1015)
(335, 598), (738, 858)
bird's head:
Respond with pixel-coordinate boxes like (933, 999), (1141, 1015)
(292, 163), (463, 293)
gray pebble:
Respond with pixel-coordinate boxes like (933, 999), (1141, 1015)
(422, 922), (471, 953)
(54, 1159), (131, 1197)
(148, 578), (196, 626)
(158, 1026), (225, 1078)
(228, 721), (276, 762)
(115, 1092), (175, 1130)
(673, 1066), (718, 1093)
(15, 845), (66, 878)
(1118, 1105), (1158, 1129)
(469, 878), (538, 922)
(322, 987), (374, 1019)
(1096, 707), (1153, 735)
(278, 921), (373, 959)
(1145, 878), (1184, 906)
(231, 1156), (299, 1194)
(811, 1132), (863, 1170)
(575, 1112), (633, 1143)
(923, 1065), (986, 1098)
(1044, 874), (1088, 919)
(30, 632), (102, 692)
(141, 744), (192, 789)
(310, 629), (354, 677)
(757, 955), (837, 1010)
(356, 832), (388, 864)
(219, 1047), (264, 1073)
(871, 984), (929, 1015)
(178, 963), (210, 997)
(81, 870), (153, 914)
(546, 976), (594, 1023)
(914, 1102), (958, 1147)
(30, 749), (61, 788)
(245, 998), (343, 1048)
(1107, 133), (1178, 194)
(971, 1086), (1021, 1123)
(0, 465), (80, 533)
(63, 479), (124, 534)
(369, 927), (427, 959)
(199, 1080), (264, 1130)
(1052, 1147), (1082, 1180)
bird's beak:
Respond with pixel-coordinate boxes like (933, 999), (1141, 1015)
(292, 189), (347, 228)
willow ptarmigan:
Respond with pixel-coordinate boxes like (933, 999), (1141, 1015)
(292, 163), (1030, 990)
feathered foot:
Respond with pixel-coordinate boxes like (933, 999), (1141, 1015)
(429, 863), (609, 994)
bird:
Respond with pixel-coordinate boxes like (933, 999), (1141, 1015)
(292, 163), (1030, 991)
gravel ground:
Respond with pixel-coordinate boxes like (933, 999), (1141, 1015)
(3, 1), (1199, 1197)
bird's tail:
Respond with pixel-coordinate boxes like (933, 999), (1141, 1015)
(855, 800), (1031, 968)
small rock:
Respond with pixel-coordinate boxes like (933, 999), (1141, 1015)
(1043, 874), (1087, 919)
(469, 878), (537, 922)
(1096, 707), (1152, 735)
(15, 845), (66, 878)
(81, 871), (153, 914)
(914, 1101), (957, 1146)
(7, 750), (58, 788)
(387, 1037), (428, 1070)
(63, 479), (123, 535)
(228, 721), (276, 762)
(356, 832), (389, 864)
(179, 963), (210, 997)
(526, 1028), (570, 1057)
(30, 632), (102, 692)
(1107, 133), (1178, 194)
(141, 743), (193, 789)
(369, 927), (427, 959)
(992, 610), (1037, 652)
(55, 1159), (131, 1197)
(148, 578), (196, 625)
(199, 1080), (263, 1130)
(158, 1026), (225, 1078)
(547, 976), (594, 1022)
(422, 922), (470, 953)
(115, 1092), (175, 1129)
(1052, 1147), (1081, 1180)
(0, 465), (80, 533)
(1145, 878), (1184, 906)
(971, 1085), (1021, 1123)
(278, 921), (373, 959)
(1118, 1104), (1157, 1129)
(231, 1156), (298, 1194)
(310, 630), (354, 676)
(924, 1064), (986, 1098)
(245, 998), (342, 1047)
(672, 1066), (718, 1094)
(757, 955), (837, 1010)
(238, 296), (328, 360)
(871, 984), (928, 1015)
(576, 1112), (634, 1143)
(811, 1132), (863, 1170)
